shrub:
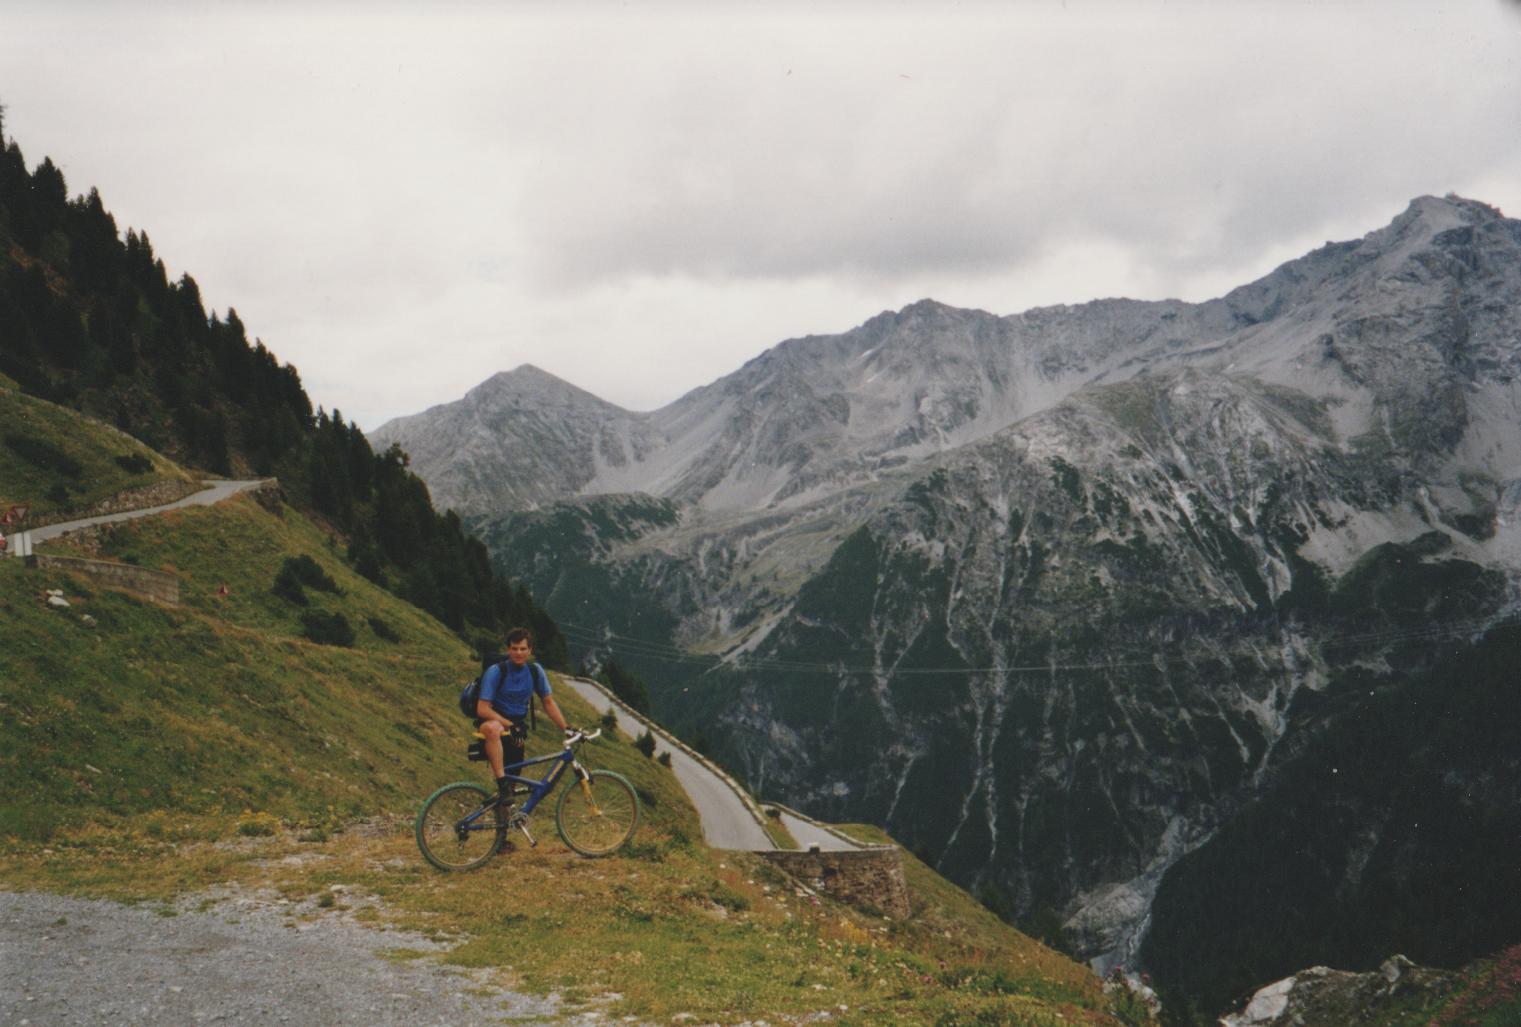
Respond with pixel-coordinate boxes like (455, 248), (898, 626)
(301, 611), (355, 647)
(236, 811), (280, 837)
(113, 453), (153, 474)
(601, 709), (619, 732)
(657, 751), (672, 768)
(271, 564), (307, 606)
(634, 730), (656, 759)
(274, 555), (345, 606)
(281, 554), (341, 594)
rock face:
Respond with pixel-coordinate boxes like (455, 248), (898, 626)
(377, 196), (1521, 1012)
(1138, 617), (1521, 1015)
(370, 365), (659, 512)
(1221, 956), (1461, 1027)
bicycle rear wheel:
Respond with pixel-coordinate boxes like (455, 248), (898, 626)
(416, 782), (504, 871)
(556, 770), (639, 857)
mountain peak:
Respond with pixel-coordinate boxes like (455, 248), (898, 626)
(901, 298), (951, 314)
(1403, 192), (1503, 223)
(481, 363), (566, 390)
(468, 363), (626, 412)
(1377, 193), (1506, 249)
(899, 297), (986, 321)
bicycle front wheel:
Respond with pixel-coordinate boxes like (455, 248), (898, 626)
(556, 770), (639, 856)
(416, 782), (504, 871)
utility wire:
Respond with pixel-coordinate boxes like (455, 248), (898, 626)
(556, 611), (1518, 679)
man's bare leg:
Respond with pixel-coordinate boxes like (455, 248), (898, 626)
(480, 721), (508, 794)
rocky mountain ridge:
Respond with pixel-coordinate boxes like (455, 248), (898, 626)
(376, 195), (1521, 1020)
(375, 195), (1518, 525)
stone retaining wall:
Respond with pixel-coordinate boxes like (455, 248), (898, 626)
(759, 846), (912, 920)
(26, 479), (202, 529)
(27, 554), (178, 605)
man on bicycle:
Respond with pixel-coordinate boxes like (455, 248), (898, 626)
(477, 627), (570, 804)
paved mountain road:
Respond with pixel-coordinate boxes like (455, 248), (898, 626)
(556, 676), (858, 852)
(27, 479), (269, 544)
(556, 676), (775, 850)
(774, 807), (860, 852)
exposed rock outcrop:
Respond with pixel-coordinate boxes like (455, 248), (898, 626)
(1221, 956), (1461, 1027)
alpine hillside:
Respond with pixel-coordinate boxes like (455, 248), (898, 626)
(0, 112), (1179, 1026)
(374, 195), (1521, 1020)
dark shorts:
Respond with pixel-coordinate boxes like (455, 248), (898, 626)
(475, 717), (528, 763)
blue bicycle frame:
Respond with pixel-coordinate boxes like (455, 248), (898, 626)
(454, 743), (585, 842)
(500, 746), (581, 816)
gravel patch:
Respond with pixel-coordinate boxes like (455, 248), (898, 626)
(0, 888), (573, 1025)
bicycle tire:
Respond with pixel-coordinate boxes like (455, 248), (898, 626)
(415, 782), (504, 871)
(555, 770), (640, 857)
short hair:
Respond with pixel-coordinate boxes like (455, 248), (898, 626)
(505, 626), (534, 647)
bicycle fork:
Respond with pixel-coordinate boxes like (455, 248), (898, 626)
(573, 764), (604, 816)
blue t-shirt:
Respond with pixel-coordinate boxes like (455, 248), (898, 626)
(478, 660), (551, 718)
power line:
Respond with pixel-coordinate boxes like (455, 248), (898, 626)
(555, 611), (1519, 679)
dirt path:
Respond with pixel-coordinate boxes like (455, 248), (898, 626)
(0, 888), (579, 1026)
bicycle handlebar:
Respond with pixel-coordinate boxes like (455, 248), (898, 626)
(563, 727), (602, 747)
(472, 726), (604, 744)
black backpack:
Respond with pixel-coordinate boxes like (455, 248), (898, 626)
(458, 654), (545, 728)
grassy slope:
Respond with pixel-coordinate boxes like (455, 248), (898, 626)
(0, 379), (194, 520)
(0, 440), (1147, 1025)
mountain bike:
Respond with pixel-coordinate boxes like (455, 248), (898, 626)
(415, 728), (639, 871)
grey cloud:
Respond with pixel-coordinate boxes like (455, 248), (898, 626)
(5, 1), (1519, 425)
(506, 4), (1521, 300)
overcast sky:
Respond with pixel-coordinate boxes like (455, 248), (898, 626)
(4, 1), (1519, 429)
